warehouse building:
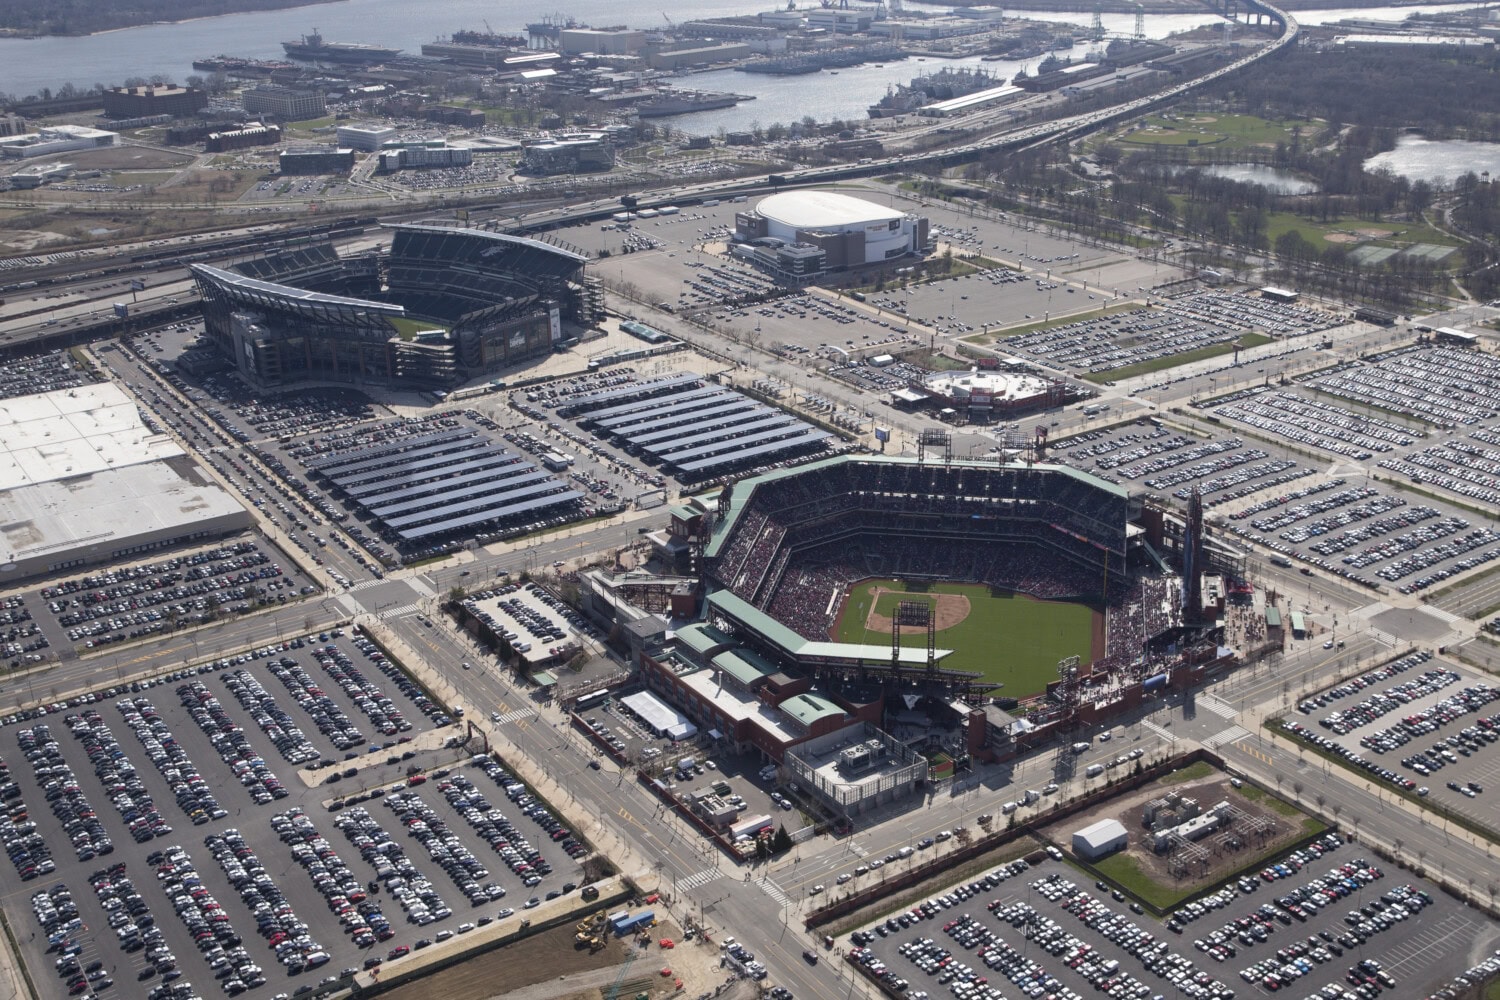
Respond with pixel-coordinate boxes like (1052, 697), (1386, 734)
(1072, 818), (1128, 860)
(0, 384), (250, 581)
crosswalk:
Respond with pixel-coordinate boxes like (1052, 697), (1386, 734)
(1423, 606), (1463, 625)
(491, 708), (536, 725)
(1203, 725), (1251, 750)
(1199, 694), (1238, 720)
(1369, 628), (1397, 647)
(1141, 720), (1175, 742)
(377, 602), (421, 619)
(758, 876), (789, 906)
(679, 868), (724, 891)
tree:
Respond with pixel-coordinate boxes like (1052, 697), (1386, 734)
(772, 825), (793, 854)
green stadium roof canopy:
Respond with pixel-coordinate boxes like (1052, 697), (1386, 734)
(778, 692), (846, 728)
(706, 590), (952, 667)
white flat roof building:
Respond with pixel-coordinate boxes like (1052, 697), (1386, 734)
(0, 125), (117, 159)
(0, 383), (250, 580)
(0, 383), (184, 490)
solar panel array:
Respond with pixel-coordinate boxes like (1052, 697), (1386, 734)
(310, 430), (583, 543)
(576, 380), (830, 480)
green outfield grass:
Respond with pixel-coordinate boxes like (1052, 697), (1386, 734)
(835, 579), (1097, 698)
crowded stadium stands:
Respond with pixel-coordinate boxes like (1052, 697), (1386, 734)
(705, 456), (1158, 663)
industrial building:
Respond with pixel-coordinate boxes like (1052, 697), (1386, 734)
(377, 145), (474, 171)
(278, 147), (355, 175)
(518, 133), (615, 175)
(424, 105), (488, 127)
(241, 86), (327, 121)
(1072, 818), (1128, 860)
(735, 190), (929, 272)
(103, 85), (208, 119)
(0, 125), (117, 159)
(559, 28), (647, 55)
(0, 384), (250, 581)
(336, 124), (398, 152)
(204, 124), (281, 153)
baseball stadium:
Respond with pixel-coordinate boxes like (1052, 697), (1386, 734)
(701, 452), (1183, 706)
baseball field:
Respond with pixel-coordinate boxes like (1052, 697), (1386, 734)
(832, 578), (1102, 698)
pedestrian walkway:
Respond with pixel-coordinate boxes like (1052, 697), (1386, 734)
(1199, 694), (1238, 720)
(492, 707), (536, 725)
(1203, 724), (1251, 750)
(757, 876), (789, 906)
(1141, 720), (1176, 742)
(680, 868), (725, 892)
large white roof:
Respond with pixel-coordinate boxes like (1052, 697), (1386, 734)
(755, 190), (904, 230)
(0, 383), (183, 491)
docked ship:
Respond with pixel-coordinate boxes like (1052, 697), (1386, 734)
(281, 30), (401, 64)
(191, 55), (297, 76)
(740, 43), (903, 75)
(635, 90), (750, 118)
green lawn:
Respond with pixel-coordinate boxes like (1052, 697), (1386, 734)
(835, 579), (1097, 697)
(1263, 210), (1460, 250)
(1113, 112), (1307, 152)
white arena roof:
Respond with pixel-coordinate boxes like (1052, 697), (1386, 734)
(0, 383), (184, 491)
(755, 190), (905, 230)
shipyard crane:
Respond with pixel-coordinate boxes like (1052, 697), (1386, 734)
(662, 10), (674, 28)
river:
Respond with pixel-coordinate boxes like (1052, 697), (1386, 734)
(0, 0), (1485, 113)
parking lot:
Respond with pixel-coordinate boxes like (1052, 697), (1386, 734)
(1286, 652), (1500, 826)
(842, 833), (1495, 1000)
(0, 627), (585, 1000)
(1047, 405), (1500, 597)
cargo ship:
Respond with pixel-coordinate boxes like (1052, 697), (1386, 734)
(282, 30), (401, 64)
(635, 90), (750, 118)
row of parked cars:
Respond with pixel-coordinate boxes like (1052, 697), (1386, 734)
(175, 681), (289, 805)
(204, 827), (321, 975)
(151, 844), (265, 994)
(18, 724), (113, 861)
(383, 789), (507, 905)
(348, 631), (451, 728)
(314, 638), (415, 736)
(0, 751), (56, 880)
(90, 862), (187, 986)
(332, 806), (453, 927)
(117, 695), (228, 827)
(1298, 652), (1433, 716)
(65, 708), (171, 843)
(263, 657), (365, 753)
(222, 671), (320, 765)
(475, 753), (587, 860)
(36, 882), (113, 998)
(1317, 668), (1461, 738)
(274, 806), (395, 951)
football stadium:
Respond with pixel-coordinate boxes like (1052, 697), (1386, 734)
(191, 223), (599, 391)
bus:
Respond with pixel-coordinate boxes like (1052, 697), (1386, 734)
(573, 689), (609, 712)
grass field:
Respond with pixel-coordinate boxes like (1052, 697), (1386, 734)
(1110, 112), (1306, 152)
(834, 579), (1098, 697)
